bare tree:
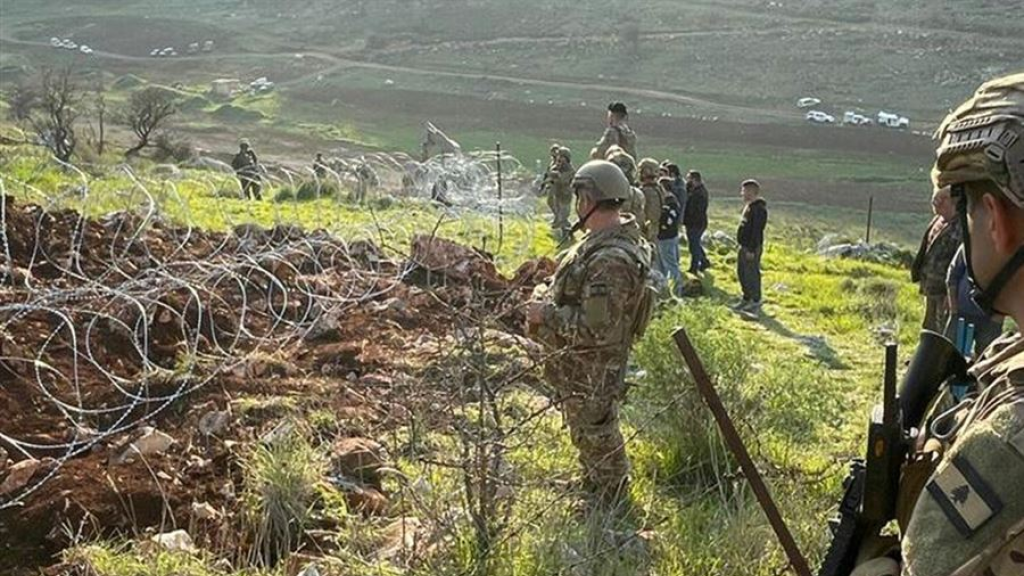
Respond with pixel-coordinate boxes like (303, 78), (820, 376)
(123, 87), (177, 157)
(27, 68), (81, 163)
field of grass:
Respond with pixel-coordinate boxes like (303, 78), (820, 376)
(1, 2), (1008, 569)
(1, 141), (954, 575)
(2, 0), (1019, 123)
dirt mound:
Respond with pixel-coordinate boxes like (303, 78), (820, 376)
(0, 195), (554, 571)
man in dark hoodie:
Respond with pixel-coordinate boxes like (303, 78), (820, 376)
(683, 170), (711, 274)
(735, 179), (768, 317)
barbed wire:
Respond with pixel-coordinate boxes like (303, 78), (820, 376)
(0, 148), (776, 575)
(0, 147), (548, 513)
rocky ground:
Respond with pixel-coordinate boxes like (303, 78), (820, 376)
(0, 194), (555, 573)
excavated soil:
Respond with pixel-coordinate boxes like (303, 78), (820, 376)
(0, 194), (554, 572)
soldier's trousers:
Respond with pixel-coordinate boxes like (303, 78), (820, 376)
(563, 391), (629, 497)
(548, 190), (573, 232)
(239, 176), (261, 200)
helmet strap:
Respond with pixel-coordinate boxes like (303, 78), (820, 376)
(956, 184), (1024, 316)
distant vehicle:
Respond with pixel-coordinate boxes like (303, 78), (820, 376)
(877, 111), (910, 129)
(63, 40), (78, 50)
(843, 111), (872, 126)
(202, 40), (215, 52)
(797, 97), (822, 108)
(188, 42), (200, 53)
(49, 37), (61, 47)
(159, 47), (176, 57)
(150, 48), (161, 57)
(805, 110), (835, 124)
(79, 45), (93, 55)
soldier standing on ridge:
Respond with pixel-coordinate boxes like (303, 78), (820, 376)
(526, 159), (654, 505)
(231, 140), (262, 200)
(543, 146), (576, 239)
(591, 102), (638, 160)
(313, 153), (328, 179)
(852, 72), (1024, 576)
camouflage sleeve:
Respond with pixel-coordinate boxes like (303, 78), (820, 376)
(534, 250), (641, 349)
(591, 127), (618, 160)
(643, 188), (662, 241)
(902, 400), (1024, 576)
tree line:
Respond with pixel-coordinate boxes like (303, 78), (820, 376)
(7, 67), (181, 163)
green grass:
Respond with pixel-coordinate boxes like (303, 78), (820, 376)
(1, 140), (949, 576)
(0, 147), (558, 270)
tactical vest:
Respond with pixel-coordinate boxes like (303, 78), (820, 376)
(552, 230), (656, 345)
(614, 125), (638, 160)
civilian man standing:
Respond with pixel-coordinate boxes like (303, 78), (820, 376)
(683, 171), (711, 274)
(735, 180), (767, 318)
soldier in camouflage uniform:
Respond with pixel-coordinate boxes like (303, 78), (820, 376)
(231, 140), (262, 200)
(604, 146), (647, 230)
(637, 158), (666, 246)
(543, 146), (576, 238)
(911, 185), (962, 332)
(591, 102), (638, 160)
(526, 160), (654, 502)
(853, 73), (1024, 576)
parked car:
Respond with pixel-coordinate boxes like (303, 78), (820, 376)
(797, 97), (822, 108)
(843, 111), (872, 126)
(805, 110), (835, 124)
(877, 111), (910, 129)
(79, 45), (93, 55)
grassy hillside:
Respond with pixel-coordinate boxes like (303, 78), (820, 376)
(1, 143), (947, 575)
(2, 0), (1020, 122)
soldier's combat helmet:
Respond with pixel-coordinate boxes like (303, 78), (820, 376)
(933, 73), (1024, 315)
(571, 160), (630, 203)
(604, 146), (637, 183)
(557, 146), (572, 161)
(550, 143), (561, 157)
(933, 72), (1024, 207)
(637, 158), (661, 182)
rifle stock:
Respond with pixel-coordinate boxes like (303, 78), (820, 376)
(672, 328), (813, 576)
(819, 331), (968, 576)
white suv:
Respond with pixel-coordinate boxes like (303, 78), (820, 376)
(805, 110), (835, 124)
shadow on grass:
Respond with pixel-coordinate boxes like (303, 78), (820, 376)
(685, 270), (849, 370)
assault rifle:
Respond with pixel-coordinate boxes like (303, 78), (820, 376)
(817, 330), (968, 576)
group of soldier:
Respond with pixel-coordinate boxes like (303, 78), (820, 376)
(227, 75), (1024, 575)
(231, 143), (379, 203)
(527, 74), (1024, 576)
(527, 101), (772, 506)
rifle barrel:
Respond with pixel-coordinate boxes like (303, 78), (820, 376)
(673, 327), (813, 576)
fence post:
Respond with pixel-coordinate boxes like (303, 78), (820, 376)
(865, 195), (874, 244)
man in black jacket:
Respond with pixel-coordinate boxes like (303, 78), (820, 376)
(735, 179), (767, 317)
(683, 171), (711, 273)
